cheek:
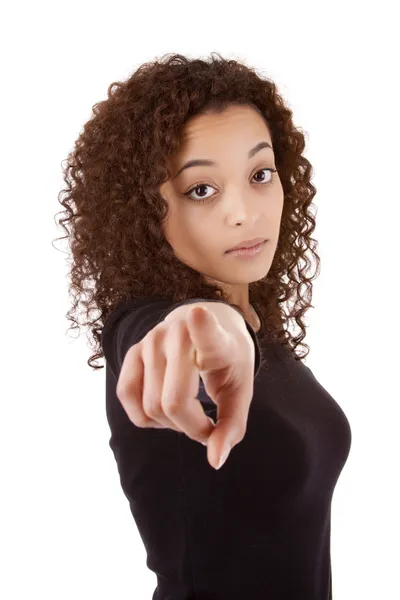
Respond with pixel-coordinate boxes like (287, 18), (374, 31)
(161, 199), (217, 254)
(181, 223), (206, 250)
(179, 222), (217, 259)
(163, 212), (198, 250)
(185, 216), (218, 248)
(263, 191), (284, 221)
(161, 202), (184, 243)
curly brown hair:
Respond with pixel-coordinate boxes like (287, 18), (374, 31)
(53, 51), (320, 371)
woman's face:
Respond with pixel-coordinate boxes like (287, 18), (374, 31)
(159, 104), (284, 295)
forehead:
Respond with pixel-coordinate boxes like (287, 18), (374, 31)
(178, 104), (271, 150)
(166, 106), (273, 178)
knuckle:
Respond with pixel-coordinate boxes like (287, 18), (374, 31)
(236, 333), (254, 358)
(116, 375), (138, 401)
(116, 381), (131, 402)
(117, 348), (142, 400)
(162, 396), (181, 416)
(165, 318), (189, 342)
(134, 415), (152, 428)
(144, 399), (162, 419)
(124, 342), (142, 365)
(142, 331), (161, 356)
(150, 324), (166, 341)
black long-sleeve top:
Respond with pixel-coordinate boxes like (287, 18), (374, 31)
(101, 295), (352, 599)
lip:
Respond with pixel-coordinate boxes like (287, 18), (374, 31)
(226, 237), (267, 252)
(225, 240), (267, 258)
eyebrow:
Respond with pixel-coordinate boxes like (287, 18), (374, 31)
(173, 141), (273, 179)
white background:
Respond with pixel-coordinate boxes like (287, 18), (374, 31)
(1, 1), (399, 598)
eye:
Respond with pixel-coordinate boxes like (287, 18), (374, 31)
(183, 168), (278, 203)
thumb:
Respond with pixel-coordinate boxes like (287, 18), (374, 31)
(186, 305), (232, 372)
(205, 382), (250, 470)
(187, 305), (249, 471)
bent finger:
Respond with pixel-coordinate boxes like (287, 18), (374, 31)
(117, 344), (173, 430)
(141, 330), (183, 433)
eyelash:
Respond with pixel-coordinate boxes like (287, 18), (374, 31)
(183, 168), (278, 203)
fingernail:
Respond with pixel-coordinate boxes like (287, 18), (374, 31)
(216, 444), (231, 470)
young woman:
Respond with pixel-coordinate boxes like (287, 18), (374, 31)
(55, 52), (352, 599)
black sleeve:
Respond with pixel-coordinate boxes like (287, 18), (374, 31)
(101, 296), (261, 381)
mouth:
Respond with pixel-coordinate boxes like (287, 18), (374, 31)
(225, 239), (268, 257)
(225, 237), (267, 253)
